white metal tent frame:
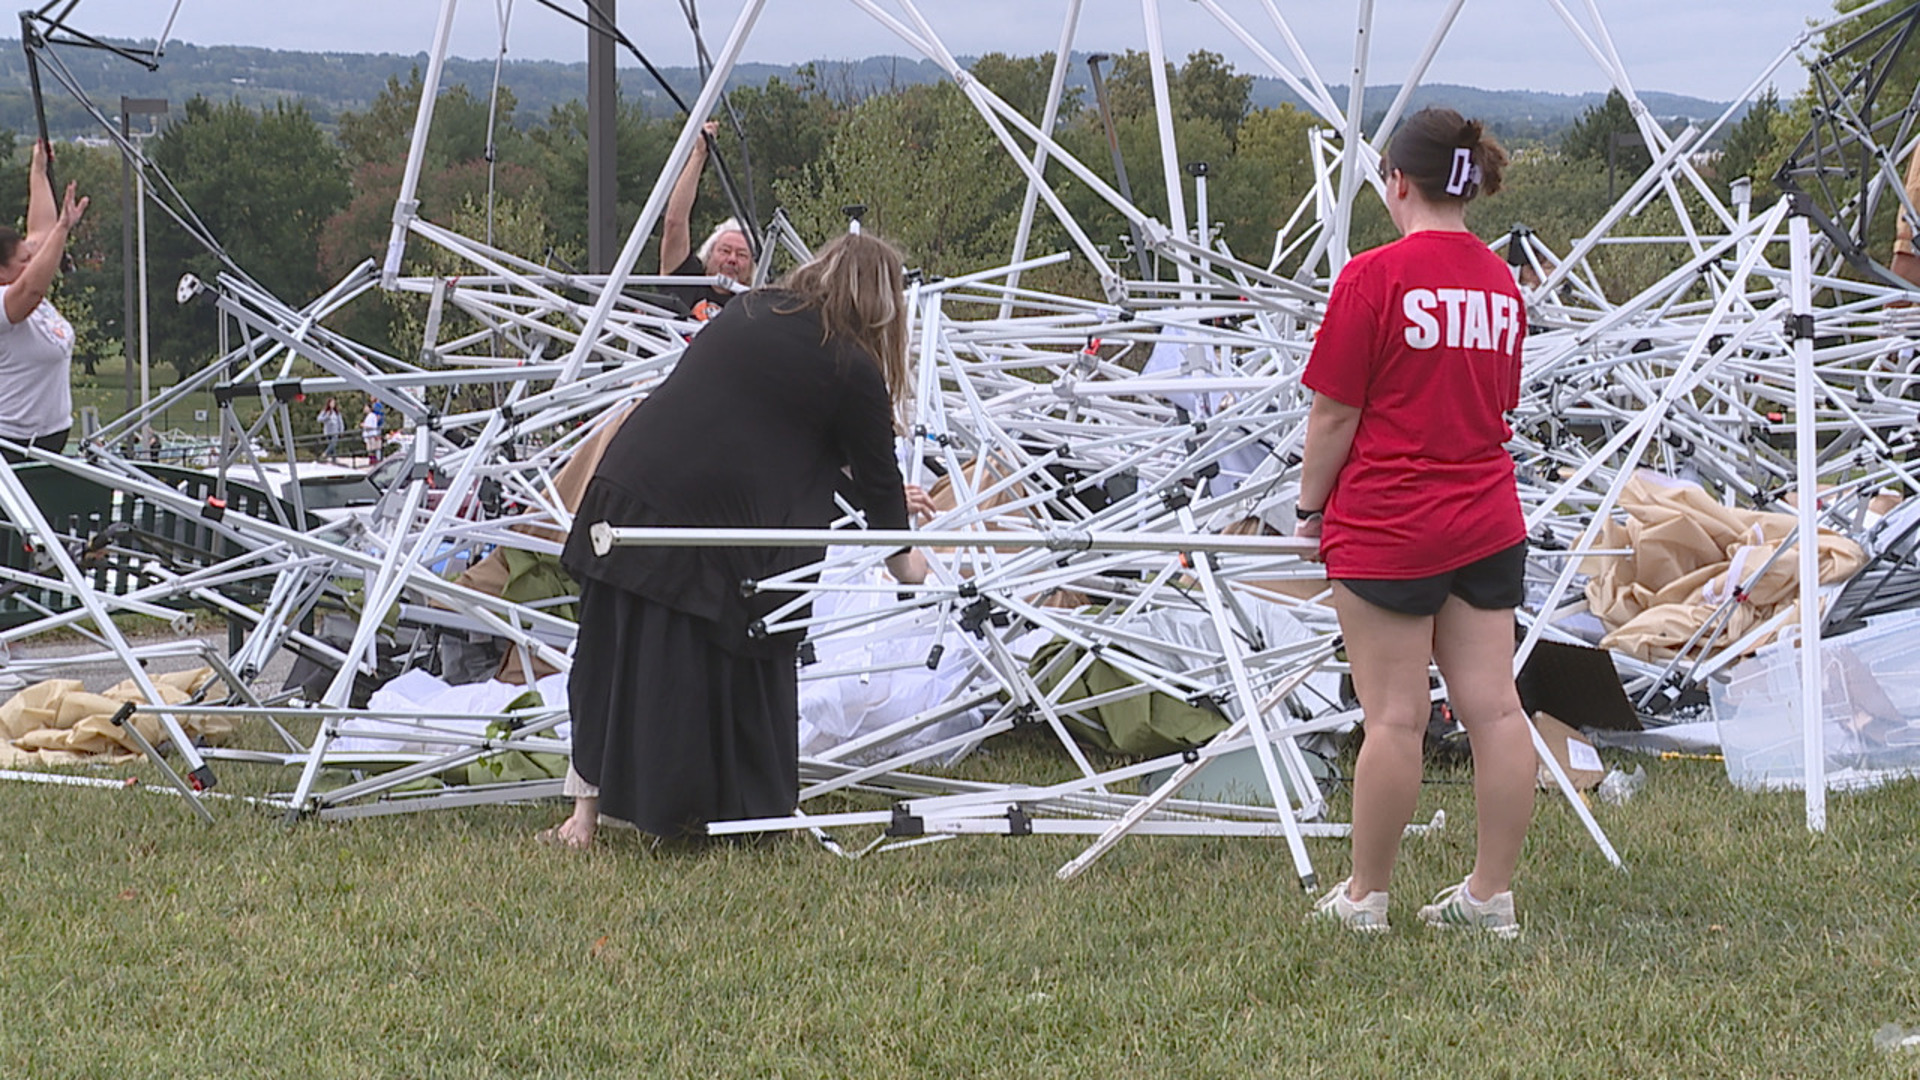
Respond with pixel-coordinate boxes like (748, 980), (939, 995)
(0, 0), (1910, 871)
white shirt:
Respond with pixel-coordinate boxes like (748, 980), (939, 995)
(0, 285), (74, 440)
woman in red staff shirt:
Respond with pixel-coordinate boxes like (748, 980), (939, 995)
(1298, 108), (1533, 937)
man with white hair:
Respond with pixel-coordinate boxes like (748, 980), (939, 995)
(659, 121), (752, 321)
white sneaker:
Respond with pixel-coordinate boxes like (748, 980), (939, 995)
(1418, 876), (1520, 939)
(1309, 877), (1390, 933)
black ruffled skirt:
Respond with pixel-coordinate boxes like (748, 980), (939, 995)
(567, 576), (799, 836)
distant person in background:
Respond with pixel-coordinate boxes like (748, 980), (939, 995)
(0, 140), (88, 464)
(659, 121), (752, 322)
(360, 403), (381, 465)
(319, 398), (344, 463)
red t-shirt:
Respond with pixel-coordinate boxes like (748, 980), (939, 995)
(1302, 229), (1526, 579)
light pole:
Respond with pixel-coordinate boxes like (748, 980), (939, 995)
(587, 0), (615, 273)
(119, 96), (167, 419)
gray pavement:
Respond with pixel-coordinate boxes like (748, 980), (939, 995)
(3, 628), (296, 695)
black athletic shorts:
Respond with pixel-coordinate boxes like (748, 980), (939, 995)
(1335, 540), (1527, 617)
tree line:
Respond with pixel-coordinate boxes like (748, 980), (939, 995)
(6, 27), (1863, 400)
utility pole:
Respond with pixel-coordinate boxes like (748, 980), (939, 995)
(587, 0), (617, 273)
(119, 97), (168, 417)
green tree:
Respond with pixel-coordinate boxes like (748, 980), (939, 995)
(322, 70), (560, 359)
(1561, 89), (1651, 176)
(1053, 81), (1235, 278)
(778, 81), (1035, 278)
(1213, 104), (1320, 267)
(336, 69), (530, 174)
(1819, 0), (1920, 115)
(1173, 51), (1254, 141)
(525, 97), (680, 268)
(706, 73), (843, 237)
(43, 143), (125, 382)
(1717, 87), (1788, 201)
(1096, 50), (1253, 144)
(969, 52), (1082, 126)
(146, 97), (351, 377)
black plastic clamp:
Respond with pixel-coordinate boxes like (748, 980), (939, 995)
(1006, 804), (1033, 837)
(885, 804), (924, 838)
(958, 597), (993, 637)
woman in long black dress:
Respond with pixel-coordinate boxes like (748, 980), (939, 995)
(544, 232), (928, 847)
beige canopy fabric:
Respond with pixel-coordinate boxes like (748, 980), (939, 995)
(452, 403), (638, 682)
(1582, 471), (1867, 662)
(0, 668), (232, 767)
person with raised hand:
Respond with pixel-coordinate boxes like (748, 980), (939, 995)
(0, 140), (88, 463)
(659, 120), (752, 322)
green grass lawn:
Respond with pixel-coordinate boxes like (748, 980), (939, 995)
(70, 365), (270, 446)
(0, 747), (1916, 1079)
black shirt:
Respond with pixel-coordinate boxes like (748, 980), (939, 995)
(661, 253), (738, 321)
(562, 289), (908, 648)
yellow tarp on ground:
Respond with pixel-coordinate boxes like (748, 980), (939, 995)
(0, 668), (232, 766)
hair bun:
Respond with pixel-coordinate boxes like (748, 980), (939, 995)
(1459, 119), (1483, 147)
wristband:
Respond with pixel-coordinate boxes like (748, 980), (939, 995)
(1296, 506), (1324, 519)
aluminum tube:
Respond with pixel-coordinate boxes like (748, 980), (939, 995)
(1790, 212), (1828, 830)
(1001, 0), (1084, 313)
(381, 0), (460, 287)
(591, 524), (1316, 557)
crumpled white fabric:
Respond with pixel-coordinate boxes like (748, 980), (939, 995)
(329, 668), (572, 754)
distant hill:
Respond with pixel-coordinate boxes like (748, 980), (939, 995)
(0, 40), (1732, 144)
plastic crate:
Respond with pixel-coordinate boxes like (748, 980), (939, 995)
(1711, 616), (1920, 791)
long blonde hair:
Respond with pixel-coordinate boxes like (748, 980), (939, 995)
(775, 232), (910, 405)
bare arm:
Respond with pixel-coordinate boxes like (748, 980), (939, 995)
(5, 181), (85, 326)
(659, 121), (716, 274)
(1295, 392), (1361, 554)
(25, 141), (54, 242)
(885, 548), (928, 584)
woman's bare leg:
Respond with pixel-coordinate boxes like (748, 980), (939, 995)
(1430, 596), (1535, 896)
(545, 765), (600, 849)
(553, 796), (599, 848)
(1333, 583), (1439, 898)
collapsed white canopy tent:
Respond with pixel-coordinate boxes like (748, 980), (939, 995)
(0, 0), (1915, 878)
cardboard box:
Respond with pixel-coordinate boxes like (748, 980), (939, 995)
(1533, 711), (1604, 790)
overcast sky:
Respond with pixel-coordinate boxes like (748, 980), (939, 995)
(69, 0), (1853, 100)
